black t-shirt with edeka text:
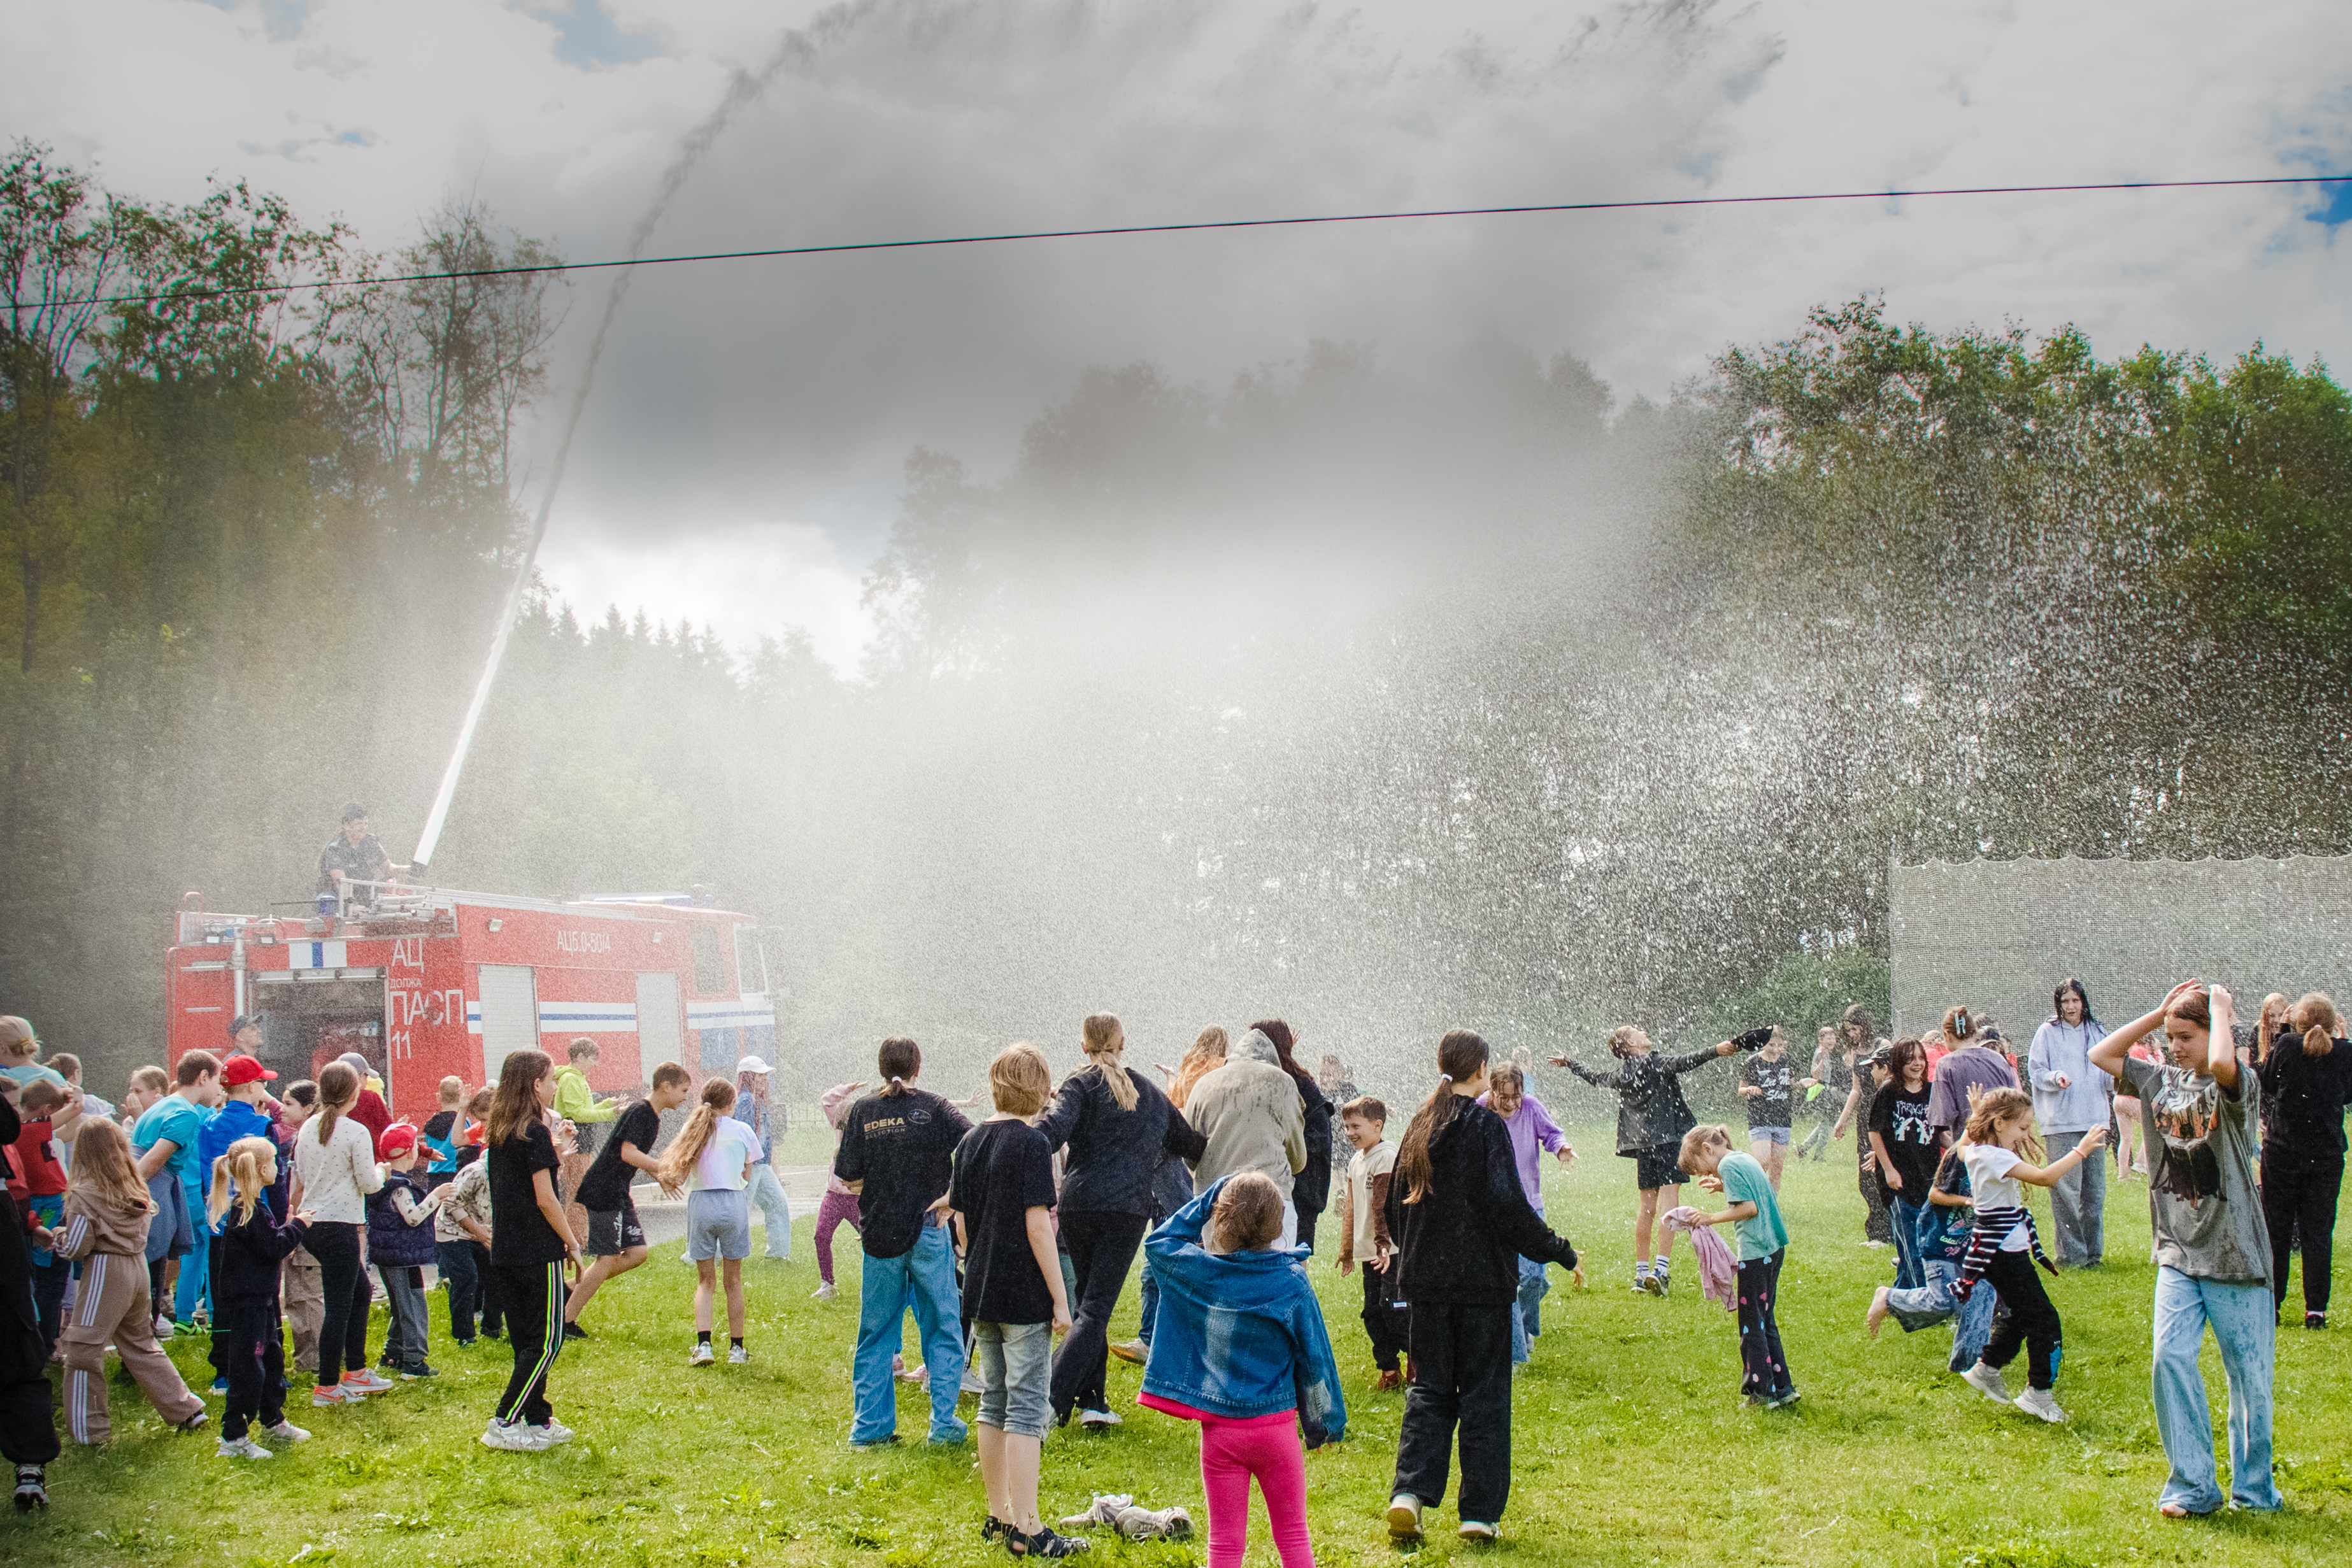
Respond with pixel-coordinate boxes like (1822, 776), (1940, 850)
(575, 1099), (660, 1213)
(487, 1119), (566, 1267)
(950, 1116), (1059, 1325)
(1869, 1082), (1939, 1198)
(1740, 1053), (1795, 1129)
(834, 1088), (971, 1260)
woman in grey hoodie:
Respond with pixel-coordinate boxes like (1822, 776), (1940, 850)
(1184, 1030), (1308, 1248)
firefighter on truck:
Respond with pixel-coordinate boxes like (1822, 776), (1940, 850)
(316, 801), (393, 912)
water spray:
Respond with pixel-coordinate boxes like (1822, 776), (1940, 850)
(410, 33), (807, 873)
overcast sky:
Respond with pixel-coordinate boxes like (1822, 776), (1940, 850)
(11, 0), (2349, 668)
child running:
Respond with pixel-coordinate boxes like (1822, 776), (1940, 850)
(1949, 1087), (2105, 1423)
(2089, 981), (2280, 1515)
(835, 1038), (973, 1445)
(1866, 1136), (1998, 1373)
(949, 1043), (1083, 1558)
(811, 1078), (869, 1301)
(657, 1077), (763, 1366)
(1141, 1172), (1346, 1568)
(1551, 1025), (1744, 1295)
(207, 1134), (313, 1458)
(480, 1049), (581, 1452)
(566, 1061), (690, 1336)
(1388, 1029), (1582, 1544)
(1335, 1095), (1406, 1389)
(52, 1118), (208, 1443)
(1676, 1124), (1797, 1407)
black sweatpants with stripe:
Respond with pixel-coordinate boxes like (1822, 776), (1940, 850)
(494, 1261), (564, 1427)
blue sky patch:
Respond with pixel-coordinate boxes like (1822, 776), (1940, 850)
(541, 0), (660, 68)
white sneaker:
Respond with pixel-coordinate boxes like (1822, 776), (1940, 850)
(895, 1361), (927, 1383)
(1962, 1361), (2010, 1404)
(1077, 1408), (1122, 1428)
(311, 1385), (352, 1408)
(480, 1418), (553, 1451)
(960, 1365), (987, 1395)
(153, 1315), (176, 1341)
(345, 1369), (396, 1393)
(541, 1418), (575, 1444)
(218, 1436), (273, 1460)
(264, 1420), (311, 1443)
(812, 1282), (838, 1301)
(1458, 1520), (1498, 1541)
(690, 1342), (716, 1366)
(727, 1343), (749, 1365)
(2013, 1388), (2069, 1423)
(1387, 1493), (1423, 1539)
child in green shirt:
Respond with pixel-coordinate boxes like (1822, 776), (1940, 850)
(1678, 1125), (1797, 1408)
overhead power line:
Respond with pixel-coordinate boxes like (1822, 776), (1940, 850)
(60, 173), (2351, 309)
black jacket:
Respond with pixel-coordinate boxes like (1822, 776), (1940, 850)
(1292, 1075), (1332, 1215)
(1388, 1101), (1578, 1308)
(216, 1197), (308, 1309)
(1037, 1066), (1207, 1218)
(1561, 1046), (1722, 1155)
(2255, 1035), (2352, 1157)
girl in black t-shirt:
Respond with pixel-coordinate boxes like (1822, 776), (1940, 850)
(481, 1049), (580, 1453)
(1868, 1039), (1939, 1292)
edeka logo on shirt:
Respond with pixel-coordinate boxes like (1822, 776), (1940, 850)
(864, 1116), (906, 1135)
(908, 1108), (932, 1125)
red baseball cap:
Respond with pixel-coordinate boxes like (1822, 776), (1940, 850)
(221, 1055), (278, 1087)
(377, 1124), (419, 1160)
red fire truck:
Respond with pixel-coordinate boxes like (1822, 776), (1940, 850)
(164, 883), (774, 1119)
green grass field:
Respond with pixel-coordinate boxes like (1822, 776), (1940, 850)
(13, 1127), (2350, 1568)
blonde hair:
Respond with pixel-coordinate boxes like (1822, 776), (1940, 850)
(989, 1043), (1053, 1118)
(129, 1064), (169, 1096)
(659, 1079), (739, 1188)
(69, 1118), (154, 1216)
(438, 1075), (464, 1106)
(2291, 992), (2340, 1060)
(1605, 1024), (1643, 1058)
(1964, 1087), (2041, 1157)
(1676, 1123), (1732, 1174)
(1211, 1172), (1285, 1252)
(1169, 1027), (1227, 1109)
(1082, 1013), (1136, 1112)
(0, 1016), (34, 1062)
(207, 1136), (280, 1229)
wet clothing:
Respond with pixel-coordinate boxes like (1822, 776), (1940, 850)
(1927, 1046), (2018, 1134)
(1558, 1046), (1719, 1156)
(1036, 1066), (1204, 1218)
(834, 1088), (970, 1258)
(2120, 1056), (2269, 1285)
(1390, 1101), (1578, 1308)
(1185, 1048), (1308, 1194)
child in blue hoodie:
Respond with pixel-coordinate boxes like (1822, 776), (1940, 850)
(1141, 1172), (1345, 1568)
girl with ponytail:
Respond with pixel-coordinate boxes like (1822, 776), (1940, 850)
(1385, 1030), (1583, 1546)
(2251, 992), (2352, 1329)
(480, 1049), (581, 1451)
(1034, 1013), (1206, 1427)
(290, 1062), (388, 1408)
(209, 1136), (315, 1457)
(659, 1078), (762, 1367)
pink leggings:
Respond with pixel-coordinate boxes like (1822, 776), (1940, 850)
(813, 1189), (862, 1285)
(1201, 1415), (1312, 1568)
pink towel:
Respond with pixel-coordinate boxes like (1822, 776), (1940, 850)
(1662, 1206), (1739, 1312)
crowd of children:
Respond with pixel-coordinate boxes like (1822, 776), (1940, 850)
(0, 974), (2345, 1544)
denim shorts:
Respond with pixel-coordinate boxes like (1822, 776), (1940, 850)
(972, 1319), (1053, 1439)
(1749, 1125), (1792, 1145)
(686, 1188), (751, 1261)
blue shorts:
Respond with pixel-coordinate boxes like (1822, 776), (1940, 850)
(1749, 1125), (1792, 1145)
(972, 1319), (1053, 1439)
(686, 1188), (751, 1261)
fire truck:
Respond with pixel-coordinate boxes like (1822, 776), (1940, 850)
(164, 882), (774, 1120)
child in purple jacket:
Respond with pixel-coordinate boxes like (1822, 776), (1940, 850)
(1479, 1064), (1576, 1361)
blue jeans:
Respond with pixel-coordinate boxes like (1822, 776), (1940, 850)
(852, 1222), (967, 1444)
(746, 1164), (792, 1259)
(1509, 1255), (1549, 1364)
(175, 1200), (210, 1322)
(1891, 1197), (1927, 1291)
(1137, 1261), (1160, 1347)
(2151, 1267), (2279, 1513)
(1884, 1258), (1999, 1371)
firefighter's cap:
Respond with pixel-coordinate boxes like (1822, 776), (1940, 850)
(221, 1054), (277, 1087)
(227, 1013), (264, 1038)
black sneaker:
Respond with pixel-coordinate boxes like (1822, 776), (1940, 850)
(1015, 1526), (1090, 1558)
(562, 1321), (588, 1341)
(12, 1466), (45, 1512)
(2307, 1312), (2327, 1330)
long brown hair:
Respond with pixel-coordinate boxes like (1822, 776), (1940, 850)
(207, 1136), (279, 1229)
(313, 1062), (358, 1147)
(486, 1049), (553, 1148)
(2291, 992), (2340, 1058)
(68, 1117), (154, 1216)
(1252, 1018), (1316, 1099)
(1082, 1012), (1137, 1111)
(1396, 1029), (1490, 1204)
(1169, 1026), (1227, 1109)
(659, 1078), (739, 1188)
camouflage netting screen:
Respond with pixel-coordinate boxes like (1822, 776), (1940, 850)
(1890, 856), (2352, 1039)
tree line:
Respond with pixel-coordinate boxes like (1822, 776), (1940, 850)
(7, 144), (2349, 1104)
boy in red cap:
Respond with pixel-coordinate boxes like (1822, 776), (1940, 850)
(366, 1125), (444, 1379)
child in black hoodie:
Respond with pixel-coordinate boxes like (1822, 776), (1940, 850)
(206, 1135), (313, 1459)
(1385, 1029), (1581, 1546)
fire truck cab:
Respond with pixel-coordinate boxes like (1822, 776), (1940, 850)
(164, 883), (774, 1119)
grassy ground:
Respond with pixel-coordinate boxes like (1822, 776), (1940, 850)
(13, 1125), (2350, 1568)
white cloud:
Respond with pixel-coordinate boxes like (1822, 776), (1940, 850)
(11, 0), (2349, 649)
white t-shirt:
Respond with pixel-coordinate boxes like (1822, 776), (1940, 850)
(1962, 1143), (2031, 1250)
(691, 1116), (761, 1192)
